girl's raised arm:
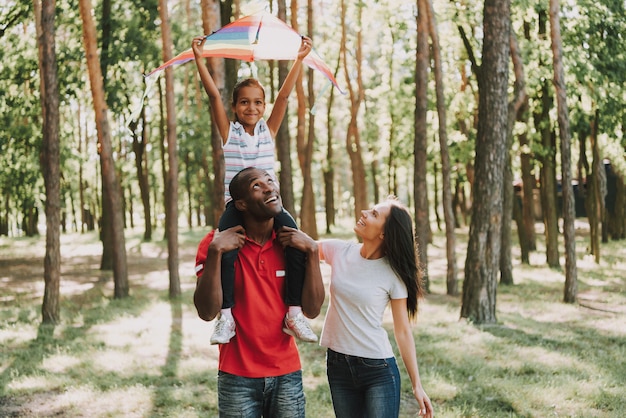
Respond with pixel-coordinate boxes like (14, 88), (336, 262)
(266, 36), (312, 137)
(192, 36), (231, 143)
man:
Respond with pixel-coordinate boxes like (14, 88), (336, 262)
(194, 167), (325, 417)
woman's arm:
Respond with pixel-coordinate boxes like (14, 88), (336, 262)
(192, 36), (231, 143)
(390, 298), (434, 418)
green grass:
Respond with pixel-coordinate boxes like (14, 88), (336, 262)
(1, 225), (624, 417)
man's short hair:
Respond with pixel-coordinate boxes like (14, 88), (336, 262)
(229, 167), (258, 201)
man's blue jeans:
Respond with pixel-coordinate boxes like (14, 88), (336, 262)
(217, 370), (305, 417)
(326, 348), (401, 418)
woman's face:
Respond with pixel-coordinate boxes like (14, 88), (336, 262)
(354, 202), (392, 241)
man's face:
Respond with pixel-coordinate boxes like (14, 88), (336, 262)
(236, 169), (282, 219)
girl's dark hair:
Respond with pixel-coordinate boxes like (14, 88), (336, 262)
(381, 197), (424, 321)
(232, 78), (265, 106)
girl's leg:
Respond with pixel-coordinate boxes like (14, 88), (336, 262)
(273, 209), (305, 306)
(218, 201), (244, 309)
(274, 209), (317, 342)
(211, 202), (243, 345)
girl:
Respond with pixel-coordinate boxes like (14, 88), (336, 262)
(192, 34), (317, 345)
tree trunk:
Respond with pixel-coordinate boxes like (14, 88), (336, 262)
(78, 0), (128, 298)
(201, 0), (226, 227)
(98, 0), (114, 271)
(200, 150), (214, 227)
(323, 55), (340, 234)
(427, 0), (457, 295)
(184, 152), (193, 228)
(36, 0), (62, 324)
(500, 149), (514, 286)
(129, 103), (152, 241)
(291, 0), (318, 237)
(461, 0), (510, 324)
(536, 82), (560, 268)
(518, 131), (536, 254)
(520, 22), (537, 253)
(158, 81), (168, 235)
(588, 110), (605, 261)
(299, 0), (318, 238)
(500, 28), (528, 285)
(340, 0), (368, 224)
(158, 0), (180, 298)
(612, 174), (625, 239)
(386, 26), (398, 199)
(535, 8), (560, 268)
(276, 1), (296, 216)
(513, 186), (530, 263)
(77, 104), (86, 234)
(415, 0), (430, 291)
(549, 0), (578, 303)
(511, 31), (530, 261)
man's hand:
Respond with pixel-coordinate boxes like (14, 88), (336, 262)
(210, 225), (246, 254)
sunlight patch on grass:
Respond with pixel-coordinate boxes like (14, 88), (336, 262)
(426, 375), (458, 401)
(0, 326), (37, 345)
(7, 374), (61, 392)
(88, 302), (173, 349)
(86, 303), (180, 376)
(502, 345), (578, 372)
(589, 316), (626, 334)
(41, 354), (82, 374)
(30, 383), (155, 417)
(178, 316), (221, 375)
(134, 269), (172, 290)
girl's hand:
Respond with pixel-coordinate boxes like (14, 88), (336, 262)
(192, 35), (206, 57)
(297, 36), (313, 60)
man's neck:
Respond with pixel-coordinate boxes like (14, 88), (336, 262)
(243, 218), (274, 246)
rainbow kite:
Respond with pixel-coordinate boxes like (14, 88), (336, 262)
(146, 11), (342, 93)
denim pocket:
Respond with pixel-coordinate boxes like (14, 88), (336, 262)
(358, 357), (389, 369)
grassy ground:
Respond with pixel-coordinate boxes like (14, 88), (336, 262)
(0, 221), (625, 417)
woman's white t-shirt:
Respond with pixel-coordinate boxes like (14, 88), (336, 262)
(319, 239), (408, 359)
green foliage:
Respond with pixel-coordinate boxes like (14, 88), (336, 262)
(562, 0), (626, 139)
(1, 0), (625, 238)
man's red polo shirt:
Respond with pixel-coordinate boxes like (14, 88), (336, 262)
(196, 230), (302, 378)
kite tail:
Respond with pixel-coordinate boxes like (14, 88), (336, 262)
(129, 71), (160, 124)
(303, 50), (344, 95)
(309, 80), (332, 116)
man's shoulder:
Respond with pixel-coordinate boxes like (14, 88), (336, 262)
(194, 230), (217, 277)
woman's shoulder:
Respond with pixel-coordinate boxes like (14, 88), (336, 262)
(319, 239), (357, 255)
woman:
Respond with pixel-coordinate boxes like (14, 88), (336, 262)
(317, 197), (433, 417)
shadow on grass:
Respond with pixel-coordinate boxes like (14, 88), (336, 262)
(481, 315), (626, 390)
(416, 275), (625, 416)
(0, 265), (220, 415)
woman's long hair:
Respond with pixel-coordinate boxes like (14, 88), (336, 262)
(382, 197), (424, 321)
